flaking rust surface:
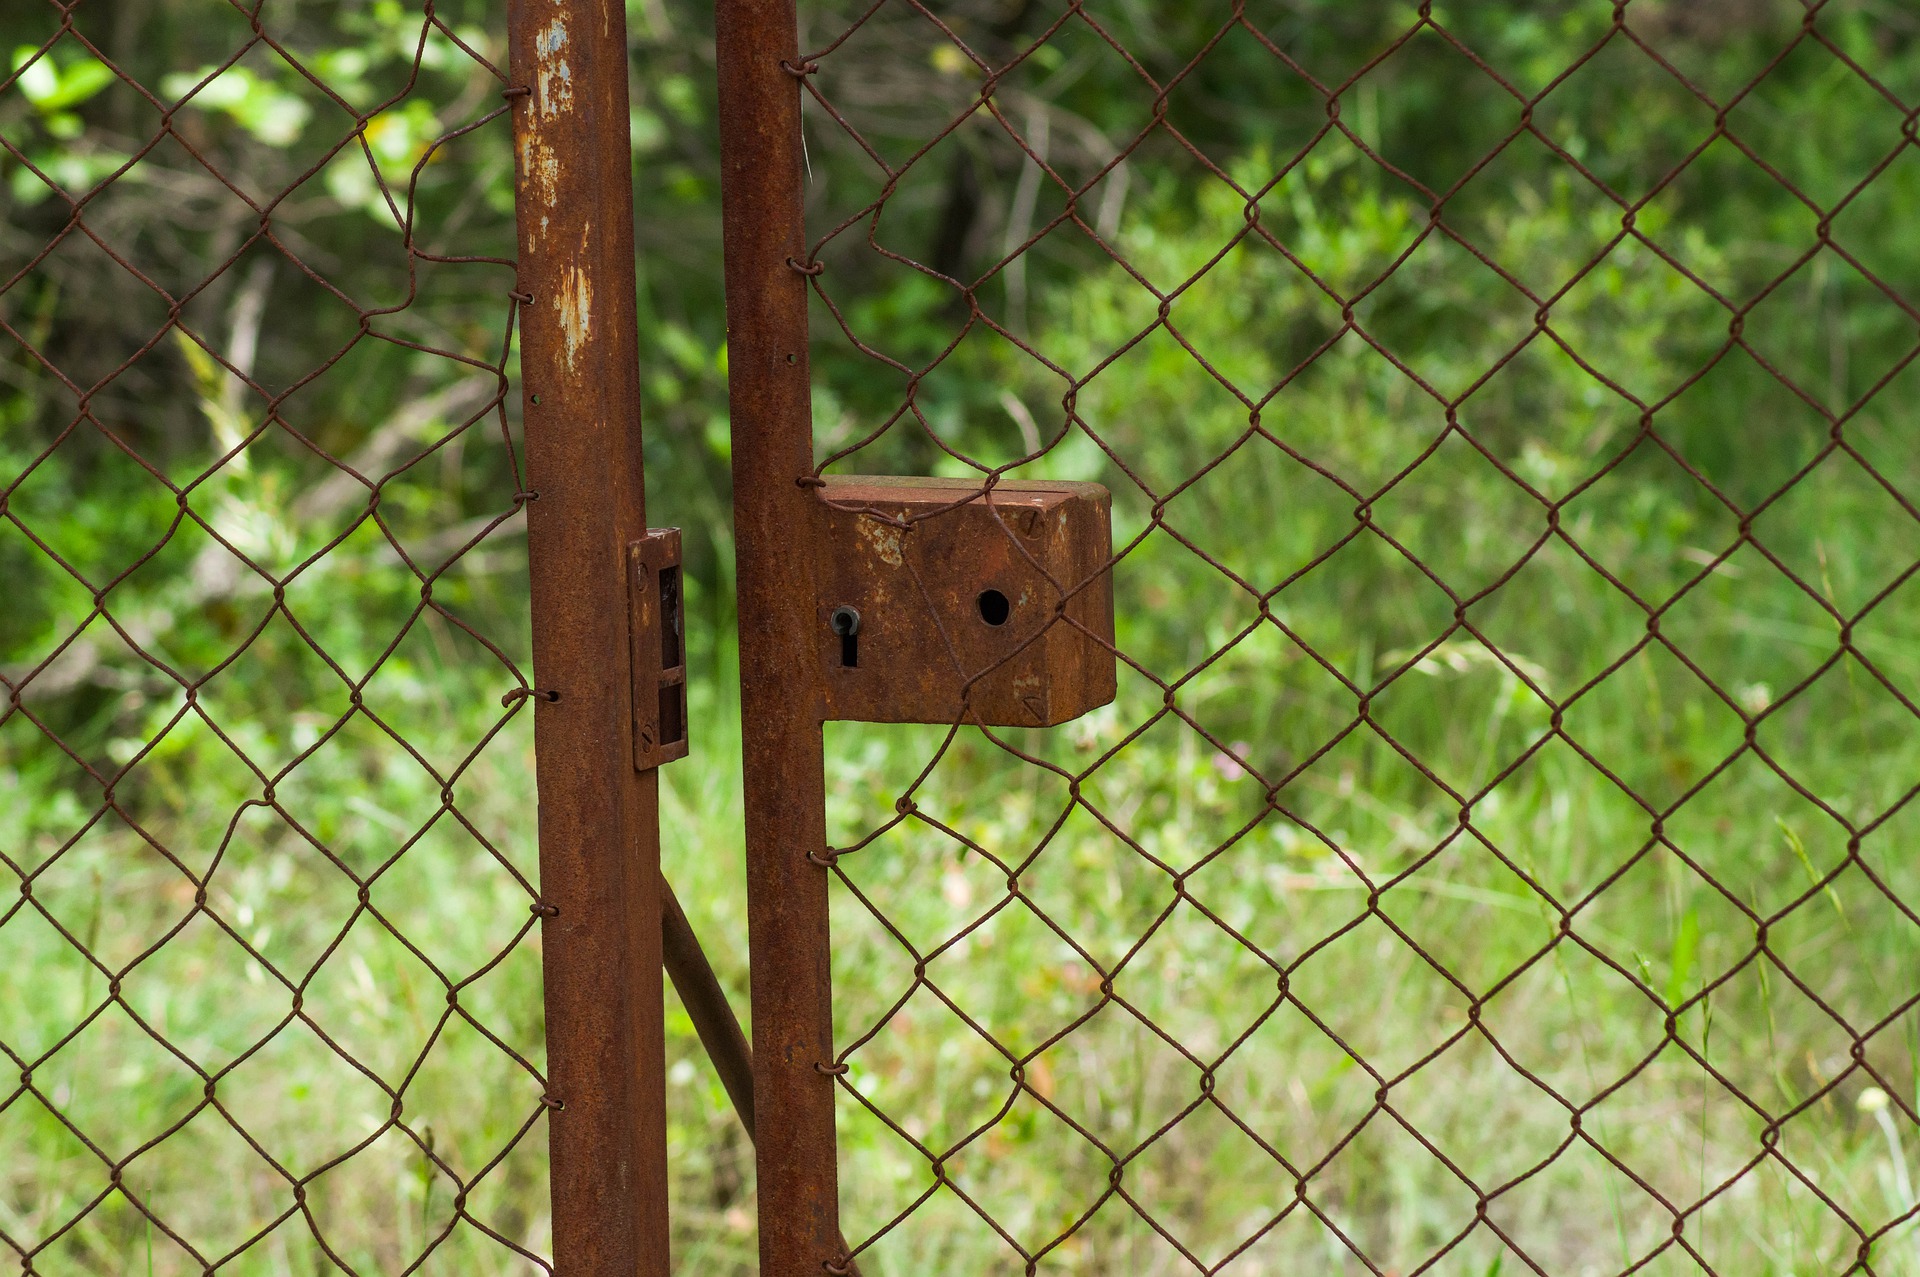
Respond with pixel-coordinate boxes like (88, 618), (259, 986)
(518, 11), (592, 370)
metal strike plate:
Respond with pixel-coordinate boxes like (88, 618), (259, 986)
(630, 528), (689, 769)
(814, 476), (1117, 727)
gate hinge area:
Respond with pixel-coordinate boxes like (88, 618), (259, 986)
(629, 528), (689, 770)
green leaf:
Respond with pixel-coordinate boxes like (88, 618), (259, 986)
(1778, 817), (1848, 927)
(10, 45), (55, 98)
(12, 47), (115, 112)
(1665, 905), (1700, 1013)
(38, 57), (113, 110)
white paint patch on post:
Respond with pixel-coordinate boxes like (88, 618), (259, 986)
(558, 263), (592, 370)
(535, 22), (574, 121)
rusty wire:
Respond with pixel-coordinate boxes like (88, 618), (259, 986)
(1, 2), (550, 1272)
(786, 1), (1920, 1273)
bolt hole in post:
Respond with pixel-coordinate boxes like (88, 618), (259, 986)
(976, 589), (1011, 626)
(830, 605), (861, 667)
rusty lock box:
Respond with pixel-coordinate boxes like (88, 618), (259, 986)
(813, 475), (1117, 727)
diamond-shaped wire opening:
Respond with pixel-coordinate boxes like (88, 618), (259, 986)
(1549, 234), (1737, 409)
(1339, 21), (1533, 197)
(1301, 1103), (1485, 1268)
(1689, 1145), (1875, 1275)
(1577, 1041), (1776, 1238)
(1103, 898), (1279, 1062)
(1529, 28), (1726, 204)
(124, 1101), (305, 1265)
(1111, 1094), (1295, 1270)
(1482, 1127), (1684, 1274)
(1386, 1029), (1570, 1191)
(1445, 124), (1632, 294)
(1283, 910), (1475, 1086)
(1565, 837), (1767, 1007)
(1369, 427), (1553, 600)
(937, 1081), (1121, 1262)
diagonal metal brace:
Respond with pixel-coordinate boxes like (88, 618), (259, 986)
(659, 874), (756, 1138)
(658, 875), (865, 1276)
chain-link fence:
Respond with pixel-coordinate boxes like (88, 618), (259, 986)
(733, 2), (1920, 1272)
(0, 3), (554, 1271)
(16, 1), (1920, 1273)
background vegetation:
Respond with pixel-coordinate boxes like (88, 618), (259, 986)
(6, 0), (1920, 1273)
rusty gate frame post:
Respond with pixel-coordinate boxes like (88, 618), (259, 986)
(713, 0), (847, 1272)
(507, 2), (671, 1274)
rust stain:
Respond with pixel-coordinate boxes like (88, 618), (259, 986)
(856, 514), (903, 567)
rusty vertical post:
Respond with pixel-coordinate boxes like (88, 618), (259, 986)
(712, 0), (845, 1273)
(507, 2), (670, 1274)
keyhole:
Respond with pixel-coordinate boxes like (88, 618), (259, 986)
(976, 589), (1011, 626)
(830, 606), (861, 667)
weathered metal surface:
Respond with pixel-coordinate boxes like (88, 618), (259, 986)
(814, 476), (1117, 726)
(507, 1), (669, 1272)
(630, 529), (691, 770)
(713, 0), (847, 1274)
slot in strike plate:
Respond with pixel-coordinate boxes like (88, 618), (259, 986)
(630, 528), (689, 770)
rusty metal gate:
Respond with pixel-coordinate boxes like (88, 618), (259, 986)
(10, 0), (1920, 1274)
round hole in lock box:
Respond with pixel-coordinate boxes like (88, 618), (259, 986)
(976, 589), (1011, 626)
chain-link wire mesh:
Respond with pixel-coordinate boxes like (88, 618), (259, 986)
(786, 2), (1920, 1272)
(0, 3), (552, 1272)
